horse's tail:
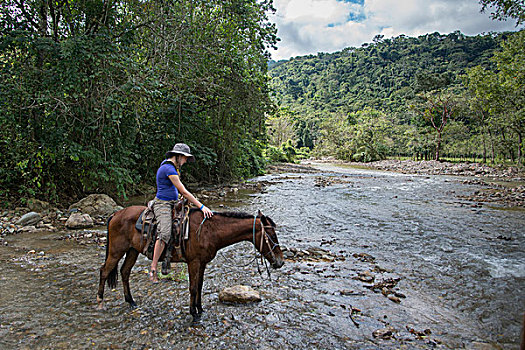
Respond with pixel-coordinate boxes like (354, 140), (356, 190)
(105, 214), (118, 289)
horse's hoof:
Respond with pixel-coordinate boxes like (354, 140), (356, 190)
(191, 314), (202, 325)
(129, 301), (138, 309)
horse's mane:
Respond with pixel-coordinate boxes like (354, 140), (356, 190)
(189, 208), (275, 226)
(189, 208), (252, 219)
(215, 211), (255, 219)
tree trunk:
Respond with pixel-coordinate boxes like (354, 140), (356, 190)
(517, 131), (523, 166)
(488, 128), (495, 164)
(435, 131), (442, 161)
(482, 127), (487, 163)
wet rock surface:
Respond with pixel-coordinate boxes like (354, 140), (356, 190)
(68, 193), (123, 217)
(0, 162), (524, 349)
(219, 285), (261, 303)
(16, 212), (42, 226)
(457, 181), (525, 208)
(65, 212), (95, 229)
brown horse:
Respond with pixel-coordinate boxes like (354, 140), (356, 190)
(97, 206), (284, 321)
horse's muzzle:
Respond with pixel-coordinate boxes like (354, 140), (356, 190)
(272, 257), (284, 269)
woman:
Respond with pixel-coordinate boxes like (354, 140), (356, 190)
(150, 143), (213, 283)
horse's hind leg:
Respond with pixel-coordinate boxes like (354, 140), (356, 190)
(120, 248), (139, 308)
(97, 251), (125, 309)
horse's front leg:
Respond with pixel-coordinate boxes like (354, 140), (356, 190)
(196, 262), (207, 315)
(187, 260), (201, 321)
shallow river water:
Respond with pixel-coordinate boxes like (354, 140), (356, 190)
(1, 163), (524, 349)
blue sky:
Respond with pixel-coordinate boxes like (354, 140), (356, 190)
(268, 0), (522, 60)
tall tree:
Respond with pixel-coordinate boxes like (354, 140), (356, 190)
(466, 31), (525, 164)
(479, 0), (525, 25)
(0, 0), (278, 204)
(410, 88), (459, 161)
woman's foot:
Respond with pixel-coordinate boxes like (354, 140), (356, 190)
(149, 269), (159, 284)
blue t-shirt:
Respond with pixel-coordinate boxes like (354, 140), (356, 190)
(156, 160), (179, 201)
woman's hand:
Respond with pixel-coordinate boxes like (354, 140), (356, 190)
(169, 174), (213, 218)
(201, 205), (213, 218)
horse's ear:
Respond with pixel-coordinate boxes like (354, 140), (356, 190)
(257, 210), (263, 217)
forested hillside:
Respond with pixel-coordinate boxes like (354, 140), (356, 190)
(270, 31), (498, 115)
(267, 30), (524, 164)
(0, 0), (277, 205)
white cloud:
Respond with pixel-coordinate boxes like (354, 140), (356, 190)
(284, 0), (350, 24)
(269, 0), (521, 60)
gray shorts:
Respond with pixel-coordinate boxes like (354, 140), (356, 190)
(152, 197), (175, 244)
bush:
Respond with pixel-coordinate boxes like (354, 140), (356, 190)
(264, 145), (289, 163)
(264, 140), (311, 163)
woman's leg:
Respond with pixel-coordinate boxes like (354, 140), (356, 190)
(150, 199), (172, 282)
(150, 239), (165, 282)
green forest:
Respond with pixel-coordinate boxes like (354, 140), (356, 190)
(267, 29), (524, 164)
(0, 0), (278, 205)
(1, 0), (524, 207)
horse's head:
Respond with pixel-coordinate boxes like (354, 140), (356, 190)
(256, 211), (284, 269)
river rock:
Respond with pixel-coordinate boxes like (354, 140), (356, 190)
(2, 223), (17, 234)
(372, 326), (396, 339)
(16, 212), (41, 226)
(283, 250), (295, 259)
(66, 212), (94, 229)
(469, 341), (496, 350)
(353, 252), (375, 263)
(18, 225), (42, 233)
(387, 295), (401, 303)
(219, 285), (261, 303)
(357, 270), (375, 283)
(68, 194), (122, 218)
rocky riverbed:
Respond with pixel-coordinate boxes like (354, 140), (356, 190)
(0, 161), (524, 349)
(323, 159), (524, 179)
(303, 159), (525, 209)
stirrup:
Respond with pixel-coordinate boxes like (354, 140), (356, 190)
(161, 260), (170, 275)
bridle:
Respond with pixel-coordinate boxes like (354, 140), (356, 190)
(197, 212), (280, 278)
(253, 215), (280, 278)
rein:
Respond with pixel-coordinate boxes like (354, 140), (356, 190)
(252, 215), (279, 279)
(197, 212), (280, 278)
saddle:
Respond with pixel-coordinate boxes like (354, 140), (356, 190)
(136, 199), (190, 274)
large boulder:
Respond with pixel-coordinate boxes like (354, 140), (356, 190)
(68, 194), (122, 218)
(219, 285), (261, 303)
(16, 212), (41, 227)
(65, 212), (94, 229)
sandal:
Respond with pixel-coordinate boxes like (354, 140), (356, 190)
(149, 269), (159, 284)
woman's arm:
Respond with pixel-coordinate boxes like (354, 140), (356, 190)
(169, 175), (213, 218)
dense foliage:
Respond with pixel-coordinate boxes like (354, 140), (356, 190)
(268, 30), (524, 164)
(0, 0), (277, 205)
(480, 0), (525, 25)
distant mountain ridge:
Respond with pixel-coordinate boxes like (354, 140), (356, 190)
(268, 31), (508, 119)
